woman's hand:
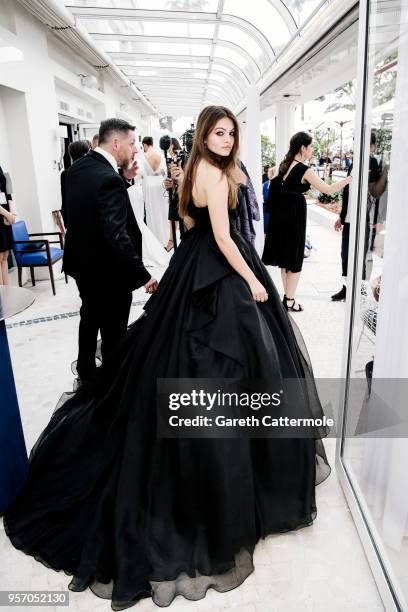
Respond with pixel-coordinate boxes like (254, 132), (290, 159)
(170, 162), (184, 182)
(183, 214), (195, 230)
(334, 217), (342, 231)
(249, 278), (269, 302)
(4, 212), (16, 225)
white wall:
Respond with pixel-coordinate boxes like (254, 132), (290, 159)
(0, 94), (12, 173)
(0, 86), (39, 231)
(0, 1), (154, 235)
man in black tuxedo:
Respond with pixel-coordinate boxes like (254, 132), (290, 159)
(332, 132), (387, 301)
(63, 118), (157, 382)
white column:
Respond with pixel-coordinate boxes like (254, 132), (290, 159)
(275, 101), (296, 170)
(242, 85), (263, 255)
(240, 117), (248, 165)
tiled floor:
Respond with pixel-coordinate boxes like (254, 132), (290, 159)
(0, 214), (385, 611)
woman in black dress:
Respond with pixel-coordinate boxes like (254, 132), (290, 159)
(5, 108), (331, 611)
(0, 166), (16, 285)
(262, 132), (351, 312)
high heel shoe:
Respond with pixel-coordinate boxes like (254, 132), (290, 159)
(282, 294), (304, 312)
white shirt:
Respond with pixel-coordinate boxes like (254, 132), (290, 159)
(345, 182), (352, 224)
(94, 147), (119, 173)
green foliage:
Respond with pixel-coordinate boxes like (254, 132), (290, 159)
(261, 134), (276, 168)
(318, 192), (341, 203)
(372, 128), (393, 153)
(318, 178), (342, 204)
(374, 52), (397, 107)
(325, 81), (356, 113)
(324, 55), (396, 120)
(310, 128), (336, 158)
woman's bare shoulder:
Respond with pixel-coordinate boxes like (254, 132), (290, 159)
(196, 159), (224, 183)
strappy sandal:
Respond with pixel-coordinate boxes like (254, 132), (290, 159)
(282, 295), (304, 312)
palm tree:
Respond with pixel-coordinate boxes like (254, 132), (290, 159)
(325, 81), (356, 113)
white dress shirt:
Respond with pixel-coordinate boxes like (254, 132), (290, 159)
(345, 182), (352, 224)
(94, 147), (119, 174)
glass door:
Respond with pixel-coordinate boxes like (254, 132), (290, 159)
(336, 1), (408, 610)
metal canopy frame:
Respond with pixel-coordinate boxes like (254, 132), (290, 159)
(88, 33), (263, 77)
(64, 0), (321, 117)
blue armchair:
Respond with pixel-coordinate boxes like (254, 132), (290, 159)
(12, 220), (67, 295)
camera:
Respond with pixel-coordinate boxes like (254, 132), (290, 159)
(181, 125), (195, 155)
(169, 149), (188, 167)
(158, 124), (195, 249)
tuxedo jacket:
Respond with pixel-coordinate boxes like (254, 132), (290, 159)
(60, 168), (68, 227)
(63, 150), (151, 291)
(339, 164), (353, 224)
(340, 157), (381, 224)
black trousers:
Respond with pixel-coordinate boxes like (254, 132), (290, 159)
(341, 212), (370, 281)
(341, 222), (350, 278)
(363, 210), (370, 281)
(75, 278), (132, 381)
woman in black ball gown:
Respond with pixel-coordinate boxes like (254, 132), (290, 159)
(5, 108), (331, 611)
(262, 132), (352, 312)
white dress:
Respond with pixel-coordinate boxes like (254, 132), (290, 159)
(141, 154), (169, 247)
(127, 184), (170, 269)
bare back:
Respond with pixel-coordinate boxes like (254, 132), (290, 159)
(283, 160), (308, 184)
(144, 150), (162, 174)
(192, 159), (246, 208)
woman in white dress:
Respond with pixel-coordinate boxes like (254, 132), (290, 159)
(140, 137), (169, 247)
(127, 182), (170, 269)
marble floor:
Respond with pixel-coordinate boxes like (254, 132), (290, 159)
(0, 214), (385, 612)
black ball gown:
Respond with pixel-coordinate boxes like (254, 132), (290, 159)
(262, 161), (310, 272)
(4, 199), (331, 610)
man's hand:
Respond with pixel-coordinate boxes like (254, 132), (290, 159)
(144, 277), (158, 294)
(334, 217), (343, 232)
(122, 159), (139, 181)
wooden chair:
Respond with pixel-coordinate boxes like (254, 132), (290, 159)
(52, 209), (66, 240)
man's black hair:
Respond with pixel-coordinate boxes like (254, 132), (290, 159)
(68, 140), (90, 162)
(142, 136), (153, 147)
(99, 118), (135, 145)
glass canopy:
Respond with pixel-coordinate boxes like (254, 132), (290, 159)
(65, 0), (326, 117)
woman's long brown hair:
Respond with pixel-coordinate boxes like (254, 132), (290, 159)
(179, 105), (239, 218)
(279, 131), (312, 176)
